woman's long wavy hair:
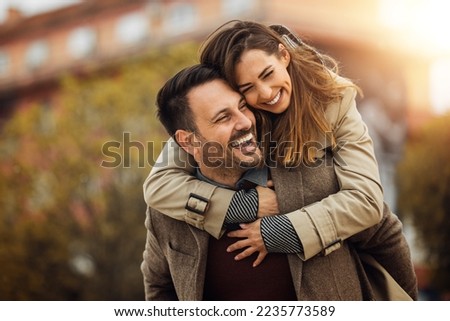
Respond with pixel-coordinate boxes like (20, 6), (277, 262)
(200, 20), (357, 166)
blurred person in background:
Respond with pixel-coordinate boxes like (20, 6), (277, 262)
(359, 72), (407, 214)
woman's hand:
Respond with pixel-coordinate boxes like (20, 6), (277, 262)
(256, 180), (279, 217)
(226, 219), (268, 267)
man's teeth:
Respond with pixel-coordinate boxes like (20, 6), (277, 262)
(266, 91), (281, 105)
(231, 133), (253, 147)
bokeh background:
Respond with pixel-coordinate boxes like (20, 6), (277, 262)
(0, 0), (449, 300)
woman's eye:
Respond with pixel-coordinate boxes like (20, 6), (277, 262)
(263, 70), (273, 79)
(241, 86), (252, 95)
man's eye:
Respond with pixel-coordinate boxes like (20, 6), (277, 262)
(216, 115), (229, 122)
(239, 104), (248, 110)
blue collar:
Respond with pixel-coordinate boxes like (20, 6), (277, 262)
(195, 167), (268, 190)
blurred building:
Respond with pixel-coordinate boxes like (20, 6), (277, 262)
(0, 0), (444, 127)
(1, 0), (448, 299)
(0, 0), (261, 120)
(1, 0), (441, 217)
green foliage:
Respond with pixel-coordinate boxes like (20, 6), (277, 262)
(0, 42), (198, 300)
(397, 113), (450, 294)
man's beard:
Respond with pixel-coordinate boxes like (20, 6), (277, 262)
(198, 128), (263, 170)
(225, 141), (263, 169)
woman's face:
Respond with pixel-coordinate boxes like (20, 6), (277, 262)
(235, 47), (292, 114)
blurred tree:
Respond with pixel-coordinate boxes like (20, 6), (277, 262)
(397, 113), (450, 298)
(0, 42), (198, 300)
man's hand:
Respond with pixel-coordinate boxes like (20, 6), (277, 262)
(226, 219), (268, 267)
(256, 180), (279, 218)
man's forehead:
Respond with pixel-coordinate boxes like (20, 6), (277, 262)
(188, 79), (242, 116)
(191, 78), (236, 98)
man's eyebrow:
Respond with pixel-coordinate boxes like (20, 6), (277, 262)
(210, 97), (245, 122)
(238, 66), (272, 89)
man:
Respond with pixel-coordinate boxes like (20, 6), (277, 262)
(141, 64), (417, 300)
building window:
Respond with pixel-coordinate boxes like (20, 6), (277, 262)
(0, 50), (9, 76)
(67, 26), (97, 59)
(221, 0), (255, 17)
(25, 40), (49, 70)
(116, 12), (149, 45)
(163, 3), (197, 35)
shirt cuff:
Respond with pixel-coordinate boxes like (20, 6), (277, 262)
(224, 189), (258, 224)
(261, 215), (303, 253)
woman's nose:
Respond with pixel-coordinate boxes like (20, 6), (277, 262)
(257, 84), (272, 100)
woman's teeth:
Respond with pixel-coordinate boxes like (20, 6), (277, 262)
(266, 91), (281, 105)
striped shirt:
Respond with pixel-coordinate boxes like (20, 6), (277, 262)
(196, 168), (303, 254)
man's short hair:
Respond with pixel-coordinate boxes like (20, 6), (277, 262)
(156, 64), (222, 136)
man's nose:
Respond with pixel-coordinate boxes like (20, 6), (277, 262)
(235, 112), (252, 131)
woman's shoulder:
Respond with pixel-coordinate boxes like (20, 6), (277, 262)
(325, 75), (358, 128)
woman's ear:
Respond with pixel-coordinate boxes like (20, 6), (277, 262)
(278, 43), (291, 66)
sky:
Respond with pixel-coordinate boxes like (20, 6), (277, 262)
(0, 0), (81, 22)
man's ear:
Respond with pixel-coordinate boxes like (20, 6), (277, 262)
(175, 129), (197, 156)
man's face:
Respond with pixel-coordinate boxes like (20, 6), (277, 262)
(187, 79), (263, 170)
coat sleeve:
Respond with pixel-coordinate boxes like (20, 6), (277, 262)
(349, 203), (418, 300)
(141, 208), (178, 300)
(143, 138), (235, 239)
(286, 86), (384, 260)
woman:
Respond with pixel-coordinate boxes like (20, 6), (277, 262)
(144, 20), (383, 265)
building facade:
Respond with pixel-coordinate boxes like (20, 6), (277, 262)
(0, 0), (263, 119)
(0, 0), (440, 127)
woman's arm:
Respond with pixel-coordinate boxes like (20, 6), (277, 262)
(144, 138), (279, 239)
(144, 138), (233, 239)
(286, 86), (384, 260)
(227, 202), (417, 300)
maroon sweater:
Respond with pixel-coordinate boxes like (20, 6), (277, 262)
(203, 225), (297, 300)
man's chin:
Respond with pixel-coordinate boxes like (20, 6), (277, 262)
(236, 154), (264, 168)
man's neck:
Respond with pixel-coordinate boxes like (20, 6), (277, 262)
(197, 166), (244, 190)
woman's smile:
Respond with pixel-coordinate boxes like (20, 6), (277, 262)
(265, 90), (281, 106)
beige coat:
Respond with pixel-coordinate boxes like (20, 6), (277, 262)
(144, 86), (384, 260)
(141, 157), (417, 300)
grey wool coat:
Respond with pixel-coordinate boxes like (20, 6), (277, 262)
(141, 152), (418, 301)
